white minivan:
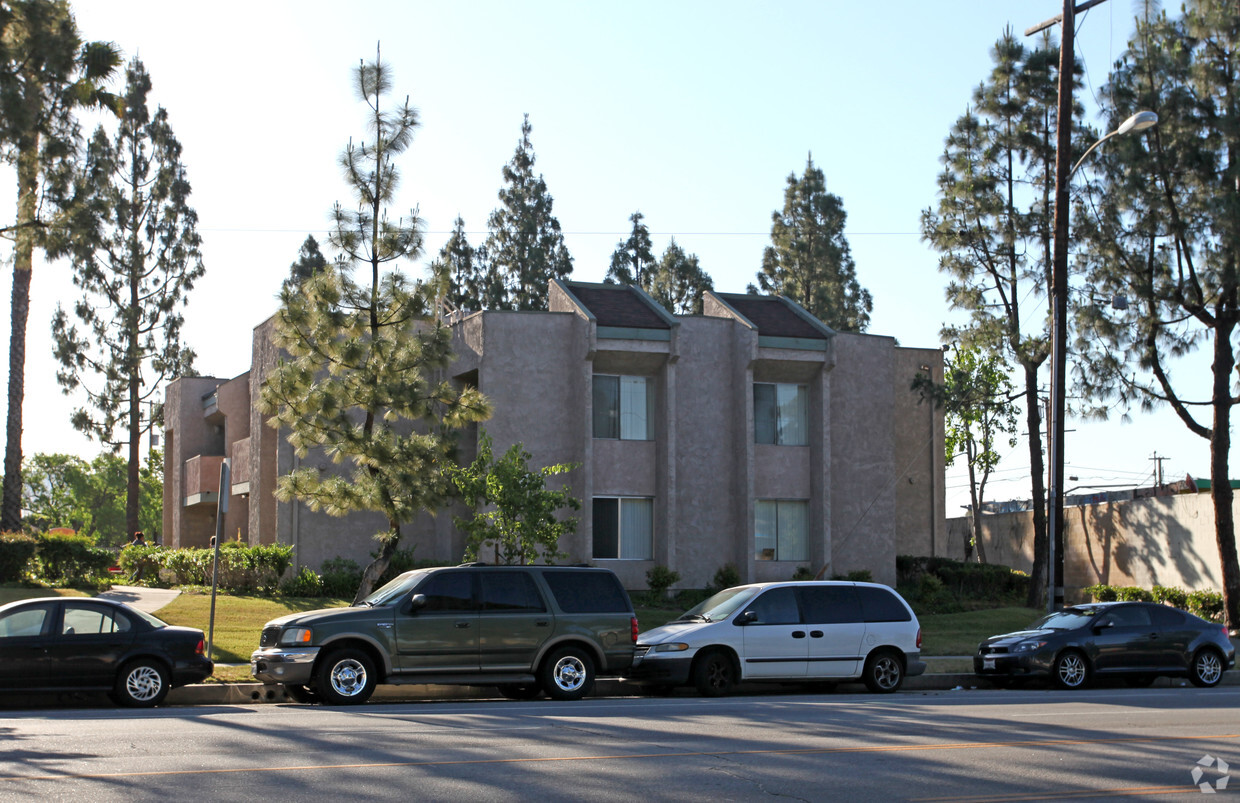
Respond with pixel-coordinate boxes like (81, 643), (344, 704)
(627, 581), (925, 696)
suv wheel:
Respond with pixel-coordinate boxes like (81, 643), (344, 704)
(693, 650), (736, 697)
(1189, 648), (1224, 688)
(317, 648), (377, 705)
(862, 649), (904, 693)
(540, 647), (595, 701)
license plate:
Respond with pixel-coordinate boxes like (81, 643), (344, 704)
(983, 658), (995, 670)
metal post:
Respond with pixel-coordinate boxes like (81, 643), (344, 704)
(206, 459), (230, 661)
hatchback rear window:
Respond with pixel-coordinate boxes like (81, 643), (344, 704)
(856, 586), (911, 622)
(543, 570), (630, 613)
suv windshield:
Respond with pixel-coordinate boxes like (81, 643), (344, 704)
(362, 570), (430, 607)
(676, 587), (759, 623)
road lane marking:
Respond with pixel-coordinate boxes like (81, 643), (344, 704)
(0, 732), (1235, 783)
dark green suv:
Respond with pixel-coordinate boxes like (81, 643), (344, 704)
(250, 564), (637, 705)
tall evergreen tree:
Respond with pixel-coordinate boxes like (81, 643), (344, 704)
(258, 48), (490, 601)
(649, 238), (713, 315)
(283, 234), (328, 292)
(605, 211), (656, 288)
(51, 57), (202, 538)
(1072, 0), (1240, 632)
(483, 114), (572, 310)
(429, 216), (485, 313)
(750, 154), (872, 332)
(921, 30), (1083, 607)
(0, 1), (120, 531)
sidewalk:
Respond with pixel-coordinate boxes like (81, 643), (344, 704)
(97, 584), (181, 612)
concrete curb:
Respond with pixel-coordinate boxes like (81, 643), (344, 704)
(166, 668), (1239, 706)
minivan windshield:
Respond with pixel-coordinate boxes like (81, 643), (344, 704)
(674, 586), (759, 623)
(361, 570), (430, 607)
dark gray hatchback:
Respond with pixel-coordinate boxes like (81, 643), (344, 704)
(251, 564), (637, 704)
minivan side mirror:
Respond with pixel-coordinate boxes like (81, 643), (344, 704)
(735, 610), (757, 626)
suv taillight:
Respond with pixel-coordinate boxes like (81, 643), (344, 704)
(631, 617), (639, 643)
(916, 628), (922, 649)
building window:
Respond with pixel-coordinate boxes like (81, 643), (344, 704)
(593, 497), (654, 560)
(593, 375), (653, 440)
(754, 383), (807, 445)
(755, 500), (808, 561)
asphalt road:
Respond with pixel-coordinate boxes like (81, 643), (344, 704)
(0, 686), (1237, 802)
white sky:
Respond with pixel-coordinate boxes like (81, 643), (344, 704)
(0, 1), (1217, 516)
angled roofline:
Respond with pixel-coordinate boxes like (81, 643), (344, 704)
(557, 278), (680, 329)
(707, 292), (836, 339)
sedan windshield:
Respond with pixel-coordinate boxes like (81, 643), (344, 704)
(676, 587), (759, 623)
(1029, 607), (1099, 631)
(362, 570), (429, 607)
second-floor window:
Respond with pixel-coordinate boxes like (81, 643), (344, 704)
(593, 375), (652, 440)
(754, 382), (807, 445)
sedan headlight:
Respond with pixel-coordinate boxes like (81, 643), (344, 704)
(279, 627), (313, 646)
(1011, 640), (1047, 653)
(653, 642), (689, 653)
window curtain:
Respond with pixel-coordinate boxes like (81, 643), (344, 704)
(592, 376), (619, 439)
(754, 500), (777, 560)
(776, 384), (807, 446)
(777, 500), (809, 561)
(619, 498), (653, 560)
(619, 376), (648, 440)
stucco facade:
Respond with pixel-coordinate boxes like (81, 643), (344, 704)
(163, 281), (945, 590)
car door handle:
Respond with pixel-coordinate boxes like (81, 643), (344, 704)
(791, 631), (806, 639)
(455, 621), (471, 629)
(810, 631), (824, 638)
(536, 620), (550, 627)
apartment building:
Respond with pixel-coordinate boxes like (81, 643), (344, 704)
(164, 280), (945, 589)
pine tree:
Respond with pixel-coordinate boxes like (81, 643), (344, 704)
(650, 238), (713, 315)
(429, 216), (483, 313)
(284, 234), (328, 292)
(921, 29), (1083, 607)
(258, 48), (490, 601)
(483, 114), (572, 310)
(605, 211), (655, 287)
(0, 1), (120, 530)
(750, 154), (872, 332)
(50, 57), (202, 538)
(1072, 0), (1240, 632)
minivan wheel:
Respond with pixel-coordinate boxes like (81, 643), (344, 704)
(114, 659), (170, 707)
(1189, 648), (1224, 688)
(540, 647), (595, 701)
(1052, 650), (1090, 690)
(862, 650), (904, 693)
(693, 650), (737, 697)
(316, 648), (376, 705)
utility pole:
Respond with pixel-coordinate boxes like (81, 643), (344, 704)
(1150, 452), (1167, 487)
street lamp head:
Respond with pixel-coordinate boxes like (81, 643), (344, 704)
(1117, 110), (1158, 136)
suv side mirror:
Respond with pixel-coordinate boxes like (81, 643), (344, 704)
(408, 594), (427, 613)
(735, 610), (757, 626)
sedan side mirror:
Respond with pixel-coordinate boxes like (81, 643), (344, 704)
(735, 610), (757, 626)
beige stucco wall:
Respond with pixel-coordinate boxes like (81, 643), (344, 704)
(945, 493), (1231, 598)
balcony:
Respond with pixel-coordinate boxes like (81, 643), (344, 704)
(183, 455), (225, 507)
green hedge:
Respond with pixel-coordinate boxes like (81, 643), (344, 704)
(1082, 583), (1224, 622)
(0, 532), (37, 582)
(117, 543), (295, 593)
(896, 555), (1029, 614)
(31, 531), (114, 585)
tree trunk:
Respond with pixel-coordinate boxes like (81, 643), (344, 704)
(1023, 365), (1048, 608)
(354, 524), (400, 604)
(1211, 314), (1240, 634)
(2, 146), (39, 532)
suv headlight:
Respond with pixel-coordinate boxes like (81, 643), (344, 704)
(279, 627), (313, 646)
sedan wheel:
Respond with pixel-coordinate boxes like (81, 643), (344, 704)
(114, 659), (170, 708)
(1189, 649), (1224, 688)
(316, 649), (376, 705)
(1052, 650), (1090, 690)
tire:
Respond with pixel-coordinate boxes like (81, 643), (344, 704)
(539, 647), (595, 701)
(316, 648), (377, 705)
(862, 649), (905, 693)
(693, 650), (737, 697)
(1052, 650), (1090, 690)
(497, 684), (543, 700)
(283, 684), (320, 704)
(114, 659), (170, 708)
(1189, 648), (1224, 688)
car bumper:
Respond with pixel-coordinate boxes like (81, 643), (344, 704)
(906, 654), (927, 678)
(624, 651), (694, 686)
(172, 655), (215, 687)
(251, 646), (321, 685)
(974, 651), (1053, 679)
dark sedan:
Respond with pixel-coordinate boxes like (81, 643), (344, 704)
(975, 601), (1235, 690)
(0, 596), (213, 706)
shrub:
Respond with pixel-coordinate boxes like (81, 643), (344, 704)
(896, 555), (1025, 607)
(116, 544), (167, 587)
(1152, 586), (1189, 609)
(1113, 586), (1153, 602)
(1083, 583), (1118, 602)
(281, 565), (324, 597)
(1187, 589), (1224, 623)
(646, 565), (680, 598)
(711, 564), (741, 592)
(0, 532), (37, 582)
(320, 557), (362, 599)
(833, 569), (873, 582)
(33, 531), (113, 586)
(791, 566), (816, 581)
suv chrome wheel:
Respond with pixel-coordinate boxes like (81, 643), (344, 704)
(318, 649), (377, 705)
(541, 647), (595, 701)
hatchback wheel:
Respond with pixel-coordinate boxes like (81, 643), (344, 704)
(693, 650), (736, 697)
(862, 650), (904, 693)
(1189, 648), (1224, 688)
(540, 647), (595, 701)
(316, 648), (376, 705)
(114, 659), (170, 708)
(1052, 650), (1090, 690)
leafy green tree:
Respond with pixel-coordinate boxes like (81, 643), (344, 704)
(449, 431), (580, 565)
(750, 154), (872, 332)
(483, 114), (572, 310)
(1072, 0), (1240, 632)
(0, 1), (120, 531)
(921, 30), (1083, 607)
(22, 449), (161, 546)
(51, 57), (202, 538)
(605, 211), (656, 288)
(258, 48), (491, 602)
(283, 234), (329, 292)
(650, 238), (713, 315)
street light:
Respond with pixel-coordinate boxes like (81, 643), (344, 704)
(1046, 109), (1158, 613)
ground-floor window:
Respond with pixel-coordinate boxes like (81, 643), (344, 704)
(593, 497), (653, 560)
(755, 499), (808, 561)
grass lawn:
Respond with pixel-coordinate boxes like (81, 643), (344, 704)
(919, 607), (1042, 655)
